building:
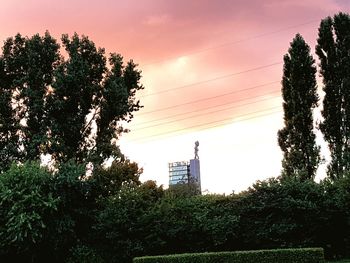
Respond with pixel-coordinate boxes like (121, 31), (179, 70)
(168, 161), (190, 185)
(168, 141), (201, 193)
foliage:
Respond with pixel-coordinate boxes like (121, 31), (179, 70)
(148, 194), (240, 256)
(238, 177), (325, 249)
(0, 162), (59, 261)
(320, 176), (350, 259)
(166, 182), (200, 198)
(0, 32), (143, 172)
(43, 161), (96, 262)
(316, 12), (350, 179)
(85, 176), (350, 262)
(1, 162), (350, 261)
(91, 156), (142, 198)
(3, 14), (350, 262)
(278, 33), (320, 180)
(326, 260), (350, 263)
(67, 245), (104, 263)
(93, 181), (164, 263)
(45, 160), (142, 262)
(0, 159), (144, 262)
(133, 248), (325, 263)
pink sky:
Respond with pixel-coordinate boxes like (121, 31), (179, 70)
(1, 0), (349, 193)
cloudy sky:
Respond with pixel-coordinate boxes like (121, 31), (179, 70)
(1, 0), (349, 193)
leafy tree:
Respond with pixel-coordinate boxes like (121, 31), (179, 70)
(316, 12), (350, 179)
(144, 193), (241, 257)
(0, 33), (59, 172)
(0, 32), (143, 172)
(0, 159), (144, 262)
(320, 176), (350, 258)
(166, 182), (200, 198)
(45, 161), (97, 262)
(238, 178), (325, 250)
(278, 34), (320, 180)
(149, 196), (208, 255)
(200, 195), (240, 251)
(0, 162), (59, 262)
(91, 156), (142, 198)
(93, 181), (164, 263)
(67, 244), (104, 263)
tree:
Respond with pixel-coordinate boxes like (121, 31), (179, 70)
(316, 12), (350, 179)
(0, 32), (143, 172)
(166, 181), (200, 198)
(320, 177), (350, 258)
(91, 156), (142, 198)
(93, 181), (164, 263)
(278, 34), (320, 180)
(238, 178), (328, 252)
(45, 161), (97, 263)
(0, 162), (59, 262)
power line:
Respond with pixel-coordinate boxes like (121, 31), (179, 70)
(131, 94), (281, 131)
(131, 90), (281, 129)
(141, 61), (282, 97)
(142, 19), (319, 66)
(128, 81), (282, 141)
(138, 80), (280, 115)
(129, 107), (282, 142)
(128, 106), (282, 142)
(121, 19), (322, 142)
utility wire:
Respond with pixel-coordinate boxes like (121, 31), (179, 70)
(141, 61), (282, 97)
(131, 94), (281, 131)
(138, 80), (280, 115)
(120, 18), (321, 142)
(128, 106), (282, 142)
(131, 90), (281, 129)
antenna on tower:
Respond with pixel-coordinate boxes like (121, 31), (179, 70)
(194, 141), (199, 159)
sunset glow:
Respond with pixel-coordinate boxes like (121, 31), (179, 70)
(1, 0), (349, 193)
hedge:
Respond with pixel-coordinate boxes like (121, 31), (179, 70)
(133, 248), (325, 263)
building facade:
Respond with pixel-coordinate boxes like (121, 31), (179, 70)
(168, 158), (201, 193)
(168, 161), (190, 186)
(168, 141), (201, 193)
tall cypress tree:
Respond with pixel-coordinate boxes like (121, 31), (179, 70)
(316, 12), (350, 179)
(278, 34), (320, 180)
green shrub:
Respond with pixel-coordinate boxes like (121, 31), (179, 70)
(67, 245), (104, 263)
(133, 248), (325, 263)
(0, 162), (59, 253)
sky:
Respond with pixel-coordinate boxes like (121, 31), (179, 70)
(0, 0), (349, 194)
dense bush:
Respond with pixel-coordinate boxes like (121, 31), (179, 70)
(0, 162), (59, 262)
(67, 245), (105, 263)
(93, 181), (164, 263)
(237, 178), (325, 249)
(0, 160), (143, 262)
(1, 162), (350, 262)
(133, 248), (325, 263)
